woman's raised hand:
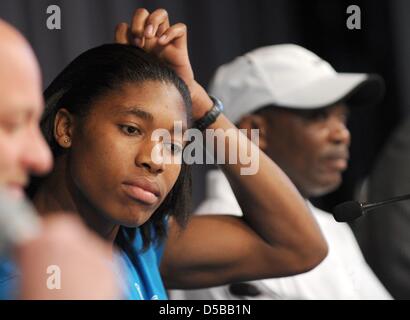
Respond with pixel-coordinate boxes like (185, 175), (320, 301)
(115, 8), (213, 119)
(115, 9), (194, 91)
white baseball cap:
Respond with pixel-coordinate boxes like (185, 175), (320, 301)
(209, 44), (385, 124)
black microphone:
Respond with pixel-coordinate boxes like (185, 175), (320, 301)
(332, 193), (410, 222)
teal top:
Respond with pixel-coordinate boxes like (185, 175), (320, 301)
(0, 227), (168, 300)
(116, 227), (168, 300)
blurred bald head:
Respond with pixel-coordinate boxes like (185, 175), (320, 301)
(0, 19), (52, 198)
(0, 19), (43, 105)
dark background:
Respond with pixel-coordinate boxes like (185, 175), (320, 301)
(1, 0), (408, 210)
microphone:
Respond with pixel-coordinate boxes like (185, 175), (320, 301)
(332, 193), (410, 222)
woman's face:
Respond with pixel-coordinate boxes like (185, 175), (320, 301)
(64, 80), (187, 227)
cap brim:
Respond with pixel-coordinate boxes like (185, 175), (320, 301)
(274, 73), (385, 110)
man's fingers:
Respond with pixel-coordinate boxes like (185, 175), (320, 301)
(144, 9), (170, 39)
(114, 22), (129, 44)
(158, 23), (187, 46)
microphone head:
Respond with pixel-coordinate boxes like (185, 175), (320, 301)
(332, 200), (363, 222)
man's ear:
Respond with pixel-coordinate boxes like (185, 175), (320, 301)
(54, 108), (75, 148)
(237, 114), (268, 151)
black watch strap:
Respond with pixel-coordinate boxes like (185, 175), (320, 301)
(194, 95), (224, 131)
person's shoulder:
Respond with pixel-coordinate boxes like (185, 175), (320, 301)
(0, 257), (19, 299)
(308, 203), (360, 244)
(308, 203), (353, 234)
(124, 226), (166, 265)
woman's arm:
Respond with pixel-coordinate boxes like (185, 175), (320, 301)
(115, 8), (328, 289)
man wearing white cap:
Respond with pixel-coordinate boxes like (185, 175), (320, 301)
(170, 44), (391, 299)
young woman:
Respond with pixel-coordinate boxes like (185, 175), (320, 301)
(29, 9), (327, 299)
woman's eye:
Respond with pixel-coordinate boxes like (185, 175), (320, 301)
(120, 125), (141, 136)
(163, 142), (183, 155)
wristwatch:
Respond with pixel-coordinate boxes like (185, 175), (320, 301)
(194, 95), (224, 131)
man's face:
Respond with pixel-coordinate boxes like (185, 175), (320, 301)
(262, 104), (351, 198)
(0, 23), (52, 198)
